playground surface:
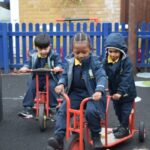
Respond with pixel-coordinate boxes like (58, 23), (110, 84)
(0, 73), (149, 150)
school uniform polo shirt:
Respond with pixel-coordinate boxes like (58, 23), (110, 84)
(69, 59), (90, 102)
(34, 54), (50, 90)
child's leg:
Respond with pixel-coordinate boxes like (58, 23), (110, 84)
(18, 79), (36, 118)
(23, 79), (36, 108)
(48, 98), (81, 149)
(54, 99), (81, 138)
(113, 101), (122, 124)
(85, 100), (103, 148)
(113, 101), (133, 138)
(49, 79), (58, 107)
(47, 101), (67, 149)
(85, 100), (102, 136)
(120, 101), (133, 127)
(54, 101), (67, 138)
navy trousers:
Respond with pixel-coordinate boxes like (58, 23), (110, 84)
(113, 100), (133, 127)
(23, 78), (58, 108)
(54, 99), (105, 139)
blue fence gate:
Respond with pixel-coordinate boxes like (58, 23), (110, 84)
(0, 22), (150, 73)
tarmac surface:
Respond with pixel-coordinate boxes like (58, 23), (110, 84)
(0, 73), (149, 150)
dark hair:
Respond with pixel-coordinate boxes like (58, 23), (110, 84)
(72, 32), (91, 48)
(34, 33), (50, 49)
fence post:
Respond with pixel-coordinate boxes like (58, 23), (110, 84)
(2, 23), (9, 73)
(102, 23), (112, 59)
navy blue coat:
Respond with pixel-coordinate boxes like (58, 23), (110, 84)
(103, 33), (137, 102)
(58, 53), (107, 96)
(23, 49), (62, 82)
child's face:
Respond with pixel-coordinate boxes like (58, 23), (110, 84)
(107, 48), (121, 61)
(37, 46), (50, 58)
(73, 42), (90, 62)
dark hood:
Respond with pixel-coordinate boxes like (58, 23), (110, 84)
(104, 33), (127, 59)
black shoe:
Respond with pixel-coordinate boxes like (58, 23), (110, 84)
(112, 125), (121, 133)
(114, 127), (129, 138)
(18, 107), (33, 119)
(48, 135), (63, 149)
(92, 135), (103, 149)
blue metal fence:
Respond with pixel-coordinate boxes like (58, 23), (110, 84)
(0, 22), (150, 73)
(136, 22), (150, 67)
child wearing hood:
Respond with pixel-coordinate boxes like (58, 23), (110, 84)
(103, 33), (137, 138)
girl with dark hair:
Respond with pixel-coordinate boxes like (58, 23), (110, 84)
(48, 32), (107, 149)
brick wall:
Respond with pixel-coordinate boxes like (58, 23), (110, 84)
(19, 0), (120, 24)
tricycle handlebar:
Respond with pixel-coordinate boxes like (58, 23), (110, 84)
(60, 92), (93, 110)
(28, 68), (63, 73)
(61, 93), (112, 113)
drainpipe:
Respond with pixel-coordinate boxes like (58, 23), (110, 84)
(128, 0), (137, 73)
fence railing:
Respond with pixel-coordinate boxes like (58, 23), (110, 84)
(136, 22), (150, 67)
(0, 22), (150, 73)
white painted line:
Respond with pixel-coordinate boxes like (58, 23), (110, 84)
(2, 96), (23, 100)
(136, 72), (150, 78)
(135, 81), (150, 87)
(133, 148), (149, 150)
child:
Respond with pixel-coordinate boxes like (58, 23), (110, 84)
(47, 32), (107, 149)
(103, 33), (137, 138)
(18, 33), (62, 118)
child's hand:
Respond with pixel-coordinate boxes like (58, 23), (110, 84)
(112, 93), (122, 100)
(92, 91), (102, 101)
(55, 84), (65, 94)
(19, 67), (32, 73)
(52, 67), (63, 73)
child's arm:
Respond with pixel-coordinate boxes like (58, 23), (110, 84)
(51, 51), (63, 73)
(112, 93), (122, 100)
(19, 51), (33, 73)
(53, 51), (63, 69)
(19, 66), (32, 73)
(92, 91), (102, 101)
(56, 60), (69, 91)
(55, 84), (65, 94)
(93, 57), (107, 95)
(53, 66), (63, 73)
(117, 58), (134, 97)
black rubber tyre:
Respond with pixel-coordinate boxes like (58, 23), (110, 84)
(39, 103), (46, 131)
(64, 133), (85, 150)
(139, 121), (145, 142)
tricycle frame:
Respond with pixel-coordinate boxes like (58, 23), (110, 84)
(62, 93), (145, 150)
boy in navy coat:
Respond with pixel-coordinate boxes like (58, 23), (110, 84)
(103, 33), (137, 138)
(18, 33), (62, 118)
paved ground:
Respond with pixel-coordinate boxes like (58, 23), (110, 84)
(0, 74), (149, 150)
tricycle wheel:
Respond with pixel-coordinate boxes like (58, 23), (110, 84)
(139, 121), (145, 142)
(39, 103), (46, 131)
(64, 133), (85, 150)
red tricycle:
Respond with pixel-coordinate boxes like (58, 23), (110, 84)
(19, 68), (62, 131)
(60, 93), (145, 150)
